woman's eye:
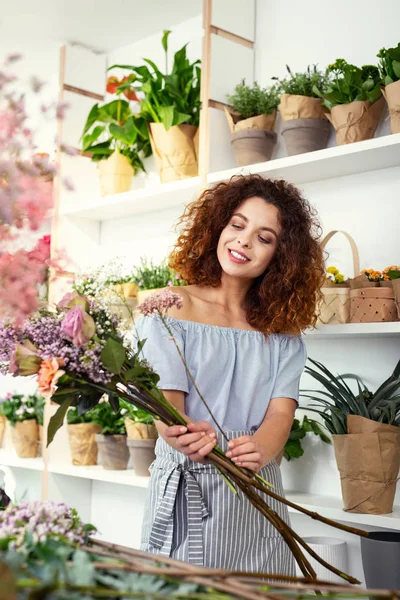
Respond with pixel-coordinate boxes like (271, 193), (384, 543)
(259, 236), (272, 244)
(231, 224), (242, 230)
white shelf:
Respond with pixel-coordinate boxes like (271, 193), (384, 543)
(303, 321), (400, 339)
(287, 492), (400, 530)
(60, 134), (400, 221)
(61, 176), (200, 221)
(0, 450), (44, 471)
(208, 133), (400, 187)
(49, 463), (149, 488)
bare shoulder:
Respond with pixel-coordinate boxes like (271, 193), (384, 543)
(165, 285), (194, 320)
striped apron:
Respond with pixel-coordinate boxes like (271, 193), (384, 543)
(140, 430), (295, 575)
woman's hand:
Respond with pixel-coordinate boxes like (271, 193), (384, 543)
(225, 435), (265, 472)
(164, 421), (217, 463)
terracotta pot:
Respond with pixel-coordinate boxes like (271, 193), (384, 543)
(125, 419), (158, 440)
(281, 118), (331, 156)
(11, 419), (39, 458)
(127, 439), (156, 476)
(95, 434), (129, 470)
(149, 123), (199, 183)
(0, 415), (5, 447)
(68, 423), (101, 466)
(98, 151), (134, 196)
(231, 129), (277, 167)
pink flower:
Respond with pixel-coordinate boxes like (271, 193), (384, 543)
(57, 291), (88, 311)
(37, 358), (65, 399)
(28, 235), (51, 264)
(61, 306), (95, 346)
(138, 289), (184, 317)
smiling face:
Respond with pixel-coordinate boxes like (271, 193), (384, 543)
(216, 196), (281, 281)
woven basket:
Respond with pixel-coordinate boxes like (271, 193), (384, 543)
(349, 287), (398, 323)
(317, 231), (360, 325)
(393, 278), (400, 319)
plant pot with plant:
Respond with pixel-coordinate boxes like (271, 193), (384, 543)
(81, 77), (151, 196)
(302, 357), (400, 515)
(226, 80), (279, 166)
(272, 65), (331, 155)
(92, 402), (129, 470)
(349, 269), (398, 323)
(67, 407), (101, 466)
(110, 30), (201, 183)
(276, 415), (331, 465)
(122, 402), (158, 476)
(313, 59), (385, 145)
(2, 393), (39, 458)
(133, 258), (186, 305)
(378, 42), (400, 134)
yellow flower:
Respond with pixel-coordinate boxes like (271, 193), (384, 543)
(383, 265), (399, 273)
(327, 266), (339, 275)
(336, 273), (345, 283)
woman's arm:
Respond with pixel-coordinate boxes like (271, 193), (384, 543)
(225, 397), (296, 471)
(156, 389), (217, 462)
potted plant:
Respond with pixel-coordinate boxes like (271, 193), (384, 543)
(384, 266), (400, 318)
(349, 268), (397, 323)
(276, 415), (331, 465)
(272, 65), (331, 156)
(121, 402), (157, 476)
(378, 42), (400, 134)
(226, 80), (280, 166)
(1, 393), (39, 458)
(133, 258), (186, 304)
(313, 59), (384, 145)
(67, 407), (101, 466)
(302, 357), (400, 515)
(110, 30), (201, 183)
(81, 77), (151, 196)
(92, 402), (129, 470)
(317, 265), (350, 325)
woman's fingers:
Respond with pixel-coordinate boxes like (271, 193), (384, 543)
(235, 461), (260, 472)
(164, 425), (187, 439)
(175, 431), (205, 448)
(231, 452), (261, 463)
(226, 442), (255, 458)
(189, 439), (217, 462)
(187, 421), (216, 435)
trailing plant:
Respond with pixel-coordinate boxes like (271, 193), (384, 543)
(313, 59), (382, 110)
(227, 80), (280, 119)
(81, 80), (151, 170)
(133, 257), (186, 290)
(1, 392), (42, 426)
(283, 415), (330, 461)
(301, 357), (400, 434)
(273, 64), (331, 98)
(109, 30), (201, 130)
(377, 42), (400, 85)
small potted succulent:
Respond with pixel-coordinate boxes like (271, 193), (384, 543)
(276, 415), (330, 465)
(1, 393), (39, 458)
(133, 258), (186, 304)
(67, 407), (101, 466)
(313, 59), (384, 145)
(109, 30), (201, 183)
(272, 65), (331, 155)
(226, 80), (280, 166)
(81, 76), (151, 196)
(122, 402), (158, 476)
(378, 42), (400, 133)
(92, 402), (129, 470)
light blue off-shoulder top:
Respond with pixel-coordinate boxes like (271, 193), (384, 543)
(134, 317), (306, 432)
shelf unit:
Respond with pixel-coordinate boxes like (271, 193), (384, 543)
(304, 322), (400, 339)
(60, 133), (400, 222)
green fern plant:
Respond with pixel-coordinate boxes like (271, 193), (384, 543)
(301, 358), (400, 434)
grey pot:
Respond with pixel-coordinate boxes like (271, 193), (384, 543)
(127, 439), (156, 476)
(361, 531), (400, 589)
(95, 434), (129, 470)
(281, 118), (330, 156)
(231, 129), (277, 167)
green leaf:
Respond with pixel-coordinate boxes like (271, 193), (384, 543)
(284, 439), (304, 460)
(82, 103), (99, 136)
(82, 125), (105, 151)
(158, 106), (191, 130)
(47, 397), (75, 446)
(109, 117), (137, 145)
(162, 30), (171, 53)
(101, 338), (126, 374)
(393, 60), (400, 79)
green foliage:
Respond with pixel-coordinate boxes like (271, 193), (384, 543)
(301, 358), (400, 434)
(91, 402), (126, 436)
(67, 405), (102, 425)
(133, 257), (186, 290)
(109, 31), (201, 130)
(313, 58), (383, 110)
(377, 43), (400, 85)
(283, 415), (331, 461)
(273, 64), (331, 98)
(1, 393), (43, 426)
(81, 99), (151, 170)
(227, 80), (280, 119)
(120, 399), (154, 425)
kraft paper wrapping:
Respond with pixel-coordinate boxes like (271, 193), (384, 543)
(349, 275), (379, 290)
(149, 123), (199, 183)
(327, 97), (385, 145)
(97, 151), (134, 196)
(279, 94), (327, 121)
(125, 419), (158, 440)
(68, 423), (101, 466)
(11, 419), (39, 458)
(333, 416), (400, 514)
(382, 80), (400, 134)
(224, 108), (276, 133)
(349, 287), (398, 323)
(112, 283), (138, 299)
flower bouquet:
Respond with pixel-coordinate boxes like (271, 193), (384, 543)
(0, 289), (368, 582)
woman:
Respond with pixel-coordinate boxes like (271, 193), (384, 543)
(135, 174), (324, 574)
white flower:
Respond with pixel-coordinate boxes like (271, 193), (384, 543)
(120, 408), (127, 415)
(16, 407), (24, 415)
(26, 407), (35, 414)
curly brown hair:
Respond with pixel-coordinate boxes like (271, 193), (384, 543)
(170, 174), (325, 334)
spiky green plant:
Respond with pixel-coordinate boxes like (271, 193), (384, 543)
(301, 358), (400, 434)
(227, 80), (280, 119)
